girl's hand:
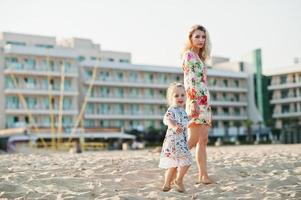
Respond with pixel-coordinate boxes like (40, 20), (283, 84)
(173, 125), (184, 134)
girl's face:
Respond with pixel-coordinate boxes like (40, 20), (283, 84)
(191, 30), (206, 50)
(171, 87), (186, 107)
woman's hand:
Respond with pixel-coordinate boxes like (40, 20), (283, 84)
(190, 101), (200, 118)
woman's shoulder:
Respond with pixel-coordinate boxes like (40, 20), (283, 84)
(182, 50), (197, 61)
(182, 50), (194, 57)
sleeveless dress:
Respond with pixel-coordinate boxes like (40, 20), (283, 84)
(182, 50), (212, 128)
(159, 106), (192, 169)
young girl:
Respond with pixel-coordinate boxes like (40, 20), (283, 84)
(159, 82), (192, 193)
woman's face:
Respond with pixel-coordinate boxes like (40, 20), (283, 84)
(191, 30), (206, 50)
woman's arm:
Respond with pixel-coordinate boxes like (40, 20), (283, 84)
(182, 51), (200, 118)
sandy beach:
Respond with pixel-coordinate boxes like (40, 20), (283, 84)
(0, 144), (300, 200)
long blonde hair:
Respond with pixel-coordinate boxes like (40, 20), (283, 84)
(182, 25), (212, 62)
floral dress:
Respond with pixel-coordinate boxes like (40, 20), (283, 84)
(182, 50), (212, 127)
(159, 106), (192, 169)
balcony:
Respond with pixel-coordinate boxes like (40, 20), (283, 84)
(5, 108), (78, 115)
(84, 79), (169, 89)
(273, 111), (301, 118)
(85, 113), (163, 120)
(270, 96), (301, 104)
(86, 96), (166, 104)
(208, 86), (248, 93)
(211, 100), (247, 106)
(5, 86), (78, 96)
(4, 44), (77, 58)
(4, 65), (78, 77)
(268, 82), (301, 90)
(212, 114), (248, 120)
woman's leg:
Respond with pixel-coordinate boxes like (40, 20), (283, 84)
(188, 126), (201, 150)
(196, 125), (212, 184)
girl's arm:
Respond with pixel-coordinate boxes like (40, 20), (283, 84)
(163, 111), (183, 134)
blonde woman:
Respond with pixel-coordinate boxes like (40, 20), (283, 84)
(181, 25), (213, 184)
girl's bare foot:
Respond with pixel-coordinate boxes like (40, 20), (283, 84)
(162, 184), (171, 192)
(174, 180), (185, 193)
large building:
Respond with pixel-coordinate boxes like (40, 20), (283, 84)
(0, 32), (253, 139)
(266, 66), (301, 128)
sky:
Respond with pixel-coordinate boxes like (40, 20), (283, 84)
(0, 0), (300, 70)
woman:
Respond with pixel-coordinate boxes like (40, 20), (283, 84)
(181, 25), (213, 184)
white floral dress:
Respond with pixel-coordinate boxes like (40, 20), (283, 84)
(159, 106), (192, 169)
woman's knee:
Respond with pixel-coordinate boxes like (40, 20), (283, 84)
(198, 137), (208, 147)
(188, 140), (196, 149)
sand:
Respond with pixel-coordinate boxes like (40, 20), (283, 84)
(0, 144), (300, 200)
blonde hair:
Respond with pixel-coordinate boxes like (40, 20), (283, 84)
(182, 25), (212, 62)
(166, 82), (185, 106)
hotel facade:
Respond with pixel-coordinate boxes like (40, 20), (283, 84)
(267, 66), (301, 129)
(0, 32), (257, 138)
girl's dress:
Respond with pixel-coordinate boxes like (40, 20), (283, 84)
(159, 106), (192, 169)
(182, 50), (212, 127)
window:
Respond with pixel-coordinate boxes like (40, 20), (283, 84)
(63, 98), (72, 109)
(222, 93), (227, 100)
(116, 104), (124, 114)
(223, 107), (229, 115)
(85, 70), (93, 78)
(280, 75), (287, 84)
(234, 94), (239, 101)
(6, 96), (19, 109)
(6, 41), (26, 46)
(100, 87), (110, 97)
(146, 73), (153, 82)
(116, 72), (123, 81)
(282, 104), (290, 113)
(5, 77), (14, 88)
(24, 58), (36, 69)
(211, 93), (217, 101)
(77, 56), (85, 62)
(116, 88), (124, 97)
(129, 72), (138, 82)
(211, 107), (217, 115)
(234, 108), (240, 115)
(100, 71), (110, 81)
(84, 119), (94, 128)
(119, 59), (129, 63)
(159, 90), (166, 98)
(281, 90), (289, 98)
(239, 62), (244, 72)
(234, 80), (239, 87)
(209, 78), (217, 86)
(35, 44), (54, 49)
(223, 79), (228, 87)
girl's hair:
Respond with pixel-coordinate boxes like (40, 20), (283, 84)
(182, 24), (212, 62)
(166, 82), (185, 106)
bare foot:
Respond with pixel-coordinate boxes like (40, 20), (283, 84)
(174, 180), (185, 193)
(196, 176), (214, 185)
(162, 184), (171, 192)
